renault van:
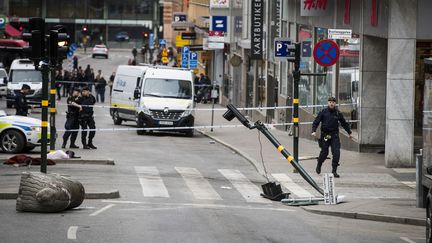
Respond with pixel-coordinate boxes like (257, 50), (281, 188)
(6, 59), (43, 108)
(111, 65), (195, 136)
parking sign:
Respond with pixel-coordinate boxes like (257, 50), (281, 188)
(274, 38), (295, 61)
(189, 52), (198, 69)
(181, 46), (190, 68)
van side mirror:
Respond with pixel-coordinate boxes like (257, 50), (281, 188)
(3, 77), (7, 84)
(134, 88), (141, 99)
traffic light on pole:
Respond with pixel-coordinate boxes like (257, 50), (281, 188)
(22, 18), (45, 68)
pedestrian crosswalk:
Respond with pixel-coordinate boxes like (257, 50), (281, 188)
(133, 166), (416, 203)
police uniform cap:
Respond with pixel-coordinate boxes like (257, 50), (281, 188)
(328, 96), (337, 102)
(73, 87), (81, 92)
(82, 86), (90, 91)
(22, 84), (31, 90)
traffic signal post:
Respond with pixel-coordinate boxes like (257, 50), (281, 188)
(23, 18), (70, 173)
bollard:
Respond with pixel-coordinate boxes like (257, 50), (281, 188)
(417, 149), (425, 208)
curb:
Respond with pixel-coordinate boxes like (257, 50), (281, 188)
(197, 129), (265, 176)
(301, 206), (426, 227)
(0, 190), (120, 200)
(0, 159), (115, 166)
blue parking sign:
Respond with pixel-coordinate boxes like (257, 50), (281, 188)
(189, 52), (198, 69)
(274, 38), (295, 61)
(181, 46), (190, 68)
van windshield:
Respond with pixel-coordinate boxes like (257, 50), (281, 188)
(143, 78), (192, 99)
(10, 70), (42, 83)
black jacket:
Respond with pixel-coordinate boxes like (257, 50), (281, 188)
(66, 95), (81, 118)
(77, 94), (96, 117)
(14, 92), (28, 116)
(312, 107), (352, 135)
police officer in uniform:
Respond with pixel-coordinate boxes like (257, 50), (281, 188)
(62, 88), (81, 149)
(14, 84), (31, 116)
(77, 86), (97, 149)
(311, 97), (352, 178)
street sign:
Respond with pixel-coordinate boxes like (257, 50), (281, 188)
(323, 173), (336, 205)
(0, 15), (6, 30)
(149, 33), (154, 49)
(208, 42), (224, 50)
(189, 52), (198, 69)
(274, 38), (296, 61)
(173, 12), (187, 22)
(211, 16), (227, 32)
(328, 29), (352, 40)
(181, 32), (196, 40)
(181, 46), (190, 68)
(313, 39), (340, 67)
(159, 39), (166, 46)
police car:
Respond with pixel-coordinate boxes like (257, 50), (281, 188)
(0, 110), (46, 153)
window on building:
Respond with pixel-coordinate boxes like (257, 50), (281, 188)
(88, 0), (104, 19)
(298, 25), (314, 112)
(9, 0), (42, 17)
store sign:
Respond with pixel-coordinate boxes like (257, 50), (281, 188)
(328, 29), (352, 39)
(210, 0), (230, 8)
(173, 13), (187, 22)
(251, 0), (264, 60)
(208, 42), (224, 50)
(181, 32), (197, 40)
(211, 16), (227, 32)
(301, 0), (331, 16)
(323, 173), (336, 205)
(176, 34), (190, 47)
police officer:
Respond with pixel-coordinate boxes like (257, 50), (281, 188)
(311, 97), (352, 178)
(62, 88), (81, 149)
(14, 84), (31, 116)
(77, 86), (97, 149)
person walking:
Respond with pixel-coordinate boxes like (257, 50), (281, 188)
(55, 70), (63, 100)
(95, 70), (107, 103)
(14, 84), (32, 116)
(311, 97), (353, 178)
(72, 55), (78, 71)
(108, 72), (115, 96)
(62, 88), (81, 149)
(77, 87), (97, 149)
(62, 70), (71, 97)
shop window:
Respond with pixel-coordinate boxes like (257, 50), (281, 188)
(9, 0), (42, 17)
(298, 25), (314, 112)
(337, 35), (360, 128)
(88, 0), (104, 19)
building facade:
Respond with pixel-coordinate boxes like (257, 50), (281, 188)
(212, 0), (432, 168)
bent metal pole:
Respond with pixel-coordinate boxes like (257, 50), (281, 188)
(254, 120), (324, 195)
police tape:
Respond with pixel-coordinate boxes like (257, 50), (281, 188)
(55, 102), (358, 111)
(57, 120), (359, 132)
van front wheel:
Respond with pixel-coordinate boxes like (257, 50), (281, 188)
(112, 110), (122, 125)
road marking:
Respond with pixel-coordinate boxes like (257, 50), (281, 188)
(67, 226), (78, 240)
(218, 169), (269, 203)
(272, 173), (314, 198)
(135, 166), (169, 198)
(393, 168), (416, 173)
(89, 204), (115, 216)
(401, 181), (416, 189)
(102, 200), (295, 212)
(400, 237), (417, 243)
(175, 167), (222, 200)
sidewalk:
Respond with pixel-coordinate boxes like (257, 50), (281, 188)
(195, 103), (424, 226)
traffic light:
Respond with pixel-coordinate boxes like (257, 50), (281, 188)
(49, 25), (70, 64)
(82, 26), (88, 35)
(22, 18), (45, 67)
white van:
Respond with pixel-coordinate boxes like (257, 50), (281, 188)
(6, 59), (43, 108)
(111, 65), (195, 136)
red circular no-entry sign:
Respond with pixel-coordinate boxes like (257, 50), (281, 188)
(313, 39), (340, 67)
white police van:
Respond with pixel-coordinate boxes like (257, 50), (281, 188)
(110, 65), (195, 136)
(6, 59), (43, 108)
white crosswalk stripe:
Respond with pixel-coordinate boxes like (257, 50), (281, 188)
(271, 173), (314, 198)
(218, 169), (269, 203)
(175, 167), (222, 200)
(135, 166), (169, 198)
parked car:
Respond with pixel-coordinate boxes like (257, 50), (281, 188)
(92, 44), (109, 59)
(0, 110), (47, 153)
(0, 68), (8, 97)
(115, 32), (130, 42)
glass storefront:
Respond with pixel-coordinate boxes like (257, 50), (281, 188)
(9, 0), (42, 17)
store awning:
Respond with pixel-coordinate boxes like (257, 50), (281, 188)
(5, 24), (22, 37)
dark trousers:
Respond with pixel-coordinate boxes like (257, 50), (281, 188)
(80, 116), (96, 145)
(63, 116), (79, 145)
(96, 89), (105, 103)
(318, 133), (341, 169)
(56, 87), (61, 100)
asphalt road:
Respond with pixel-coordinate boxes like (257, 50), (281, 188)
(0, 51), (425, 243)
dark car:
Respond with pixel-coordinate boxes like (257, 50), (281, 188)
(115, 32), (130, 42)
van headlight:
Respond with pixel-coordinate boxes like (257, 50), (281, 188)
(7, 89), (14, 96)
(31, 126), (41, 132)
(34, 89), (42, 96)
(137, 105), (152, 116)
(181, 105), (193, 117)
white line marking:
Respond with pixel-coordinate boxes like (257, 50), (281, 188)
(67, 226), (78, 240)
(401, 181), (416, 189)
(101, 200), (295, 212)
(218, 169), (269, 203)
(400, 237), (416, 243)
(135, 166), (169, 198)
(89, 204), (115, 216)
(175, 167), (222, 200)
(393, 168), (416, 173)
(272, 173), (314, 198)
